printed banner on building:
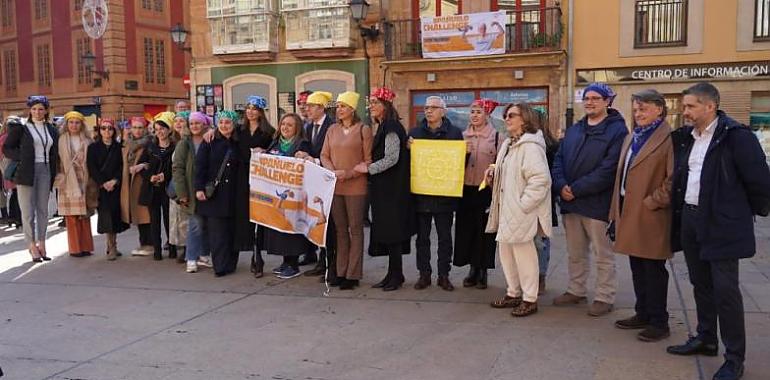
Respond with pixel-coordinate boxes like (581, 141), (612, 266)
(410, 140), (466, 197)
(249, 154), (336, 247)
(421, 11), (506, 59)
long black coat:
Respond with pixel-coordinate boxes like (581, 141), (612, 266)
(138, 141), (175, 206)
(87, 141), (129, 234)
(195, 135), (239, 218)
(670, 111), (770, 259)
(2, 120), (59, 188)
(234, 125), (274, 251)
(369, 118), (413, 245)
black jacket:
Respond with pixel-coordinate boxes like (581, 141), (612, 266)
(304, 113), (334, 158)
(195, 135), (239, 218)
(138, 140), (175, 206)
(408, 117), (465, 213)
(2, 119), (59, 188)
(233, 124), (275, 251)
(670, 111), (770, 259)
(551, 108), (628, 222)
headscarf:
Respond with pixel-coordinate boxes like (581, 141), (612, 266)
(100, 117), (115, 127)
(336, 91), (360, 109)
(27, 95), (50, 108)
(216, 110), (239, 124)
(471, 98), (499, 115)
(246, 95), (268, 110)
(583, 82), (617, 106)
(63, 111), (86, 124)
(307, 91), (333, 107)
(297, 91), (311, 105)
(370, 87), (396, 102)
(175, 111), (190, 121)
(189, 111), (211, 127)
(153, 111), (176, 129)
(129, 116), (146, 127)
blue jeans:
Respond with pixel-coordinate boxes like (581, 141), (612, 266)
(535, 236), (551, 276)
(186, 214), (210, 261)
(17, 163), (51, 244)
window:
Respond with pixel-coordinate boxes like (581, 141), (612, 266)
(34, 0), (48, 20)
(208, 0), (279, 54)
(282, 0), (352, 49)
(142, 0), (151, 10)
(751, 93), (770, 163)
(756, 0), (770, 40)
(76, 38), (92, 85)
(664, 94), (683, 129)
(3, 49), (15, 94)
(635, 0), (688, 47)
(155, 39), (166, 85)
(1, 0), (13, 28)
(36, 44), (51, 88)
(143, 37), (154, 83)
(415, 0), (460, 17)
(74, 0), (83, 10)
(153, 0), (164, 12)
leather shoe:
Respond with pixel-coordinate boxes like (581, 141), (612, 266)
(475, 269), (487, 289)
(637, 326), (670, 342)
(372, 273), (391, 288)
(339, 279), (359, 290)
(712, 360), (744, 380)
(437, 275), (455, 291)
(615, 314), (648, 330)
(414, 273), (431, 290)
(462, 267), (478, 287)
(666, 336), (718, 356)
(304, 265), (326, 277)
(298, 252), (318, 266)
(383, 275), (404, 292)
(329, 276), (345, 287)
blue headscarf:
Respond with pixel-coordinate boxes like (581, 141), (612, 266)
(247, 95), (267, 110)
(583, 83), (616, 106)
(26, 95), (50, 108)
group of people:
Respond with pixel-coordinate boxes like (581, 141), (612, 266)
(0, 80), (767, 380)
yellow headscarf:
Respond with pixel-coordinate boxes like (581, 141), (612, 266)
(153, 111), (176, 129)
(63, 111), (86, 123)
(307, 91), (333, 107)
(336, 91), (360, 109)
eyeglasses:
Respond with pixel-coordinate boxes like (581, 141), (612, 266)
(504, 112), (521, 119)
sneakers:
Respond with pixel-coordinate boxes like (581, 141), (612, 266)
(587, 301), (614, 317)
(277, 266), (301, 279)
(186, 260), (198, 273)
(615, 314), (648, 330)
(272, 263), (287, 274)
(131, 246), (153, 256)
(552, 292), (587, 306)
(197, 256), (213, 268)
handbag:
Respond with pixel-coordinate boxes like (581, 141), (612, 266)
(204, 149), (231, 199)
(1, 159), (18, 182)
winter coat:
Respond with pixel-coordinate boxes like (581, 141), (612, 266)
(87, 140), (129, 234)
(552, 109), (628, 222)
(172, 137), (198, 214)
(609, 122), (674, 260)
(234, 124), (274, 251)
(194, 135), (239, 218)
(2, 119), (59, 189)
(408, 117), (465, 213)
(120, 140), (151, 225)
(486, 130), (552, 244)
(55, 133), (92, 216)
(670, 111), (770, 260)
(138, 140), (175, 206)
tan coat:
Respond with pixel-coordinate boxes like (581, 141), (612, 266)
(609, 122), (674, 260)
(120, 145), (150, 225)
(55, 134), (92, 216)
(486, 131), (552, 243)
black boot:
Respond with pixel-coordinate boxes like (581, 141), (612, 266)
(373, 271), (391, 288)
(168, 245), (178, 259)
(383, 273), (405, 292)
(463, 266), (479, 287)
(476, 269), (488, 289)
(176, 247), (186, 263)
(153, 250), (163, 261)
(251, 248), (264, 278)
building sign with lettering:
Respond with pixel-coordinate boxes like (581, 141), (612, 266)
(577, 61), (770, 84)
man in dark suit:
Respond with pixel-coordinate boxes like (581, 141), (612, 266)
(667, 82), (770, 380)
(297, 91), (337, 280)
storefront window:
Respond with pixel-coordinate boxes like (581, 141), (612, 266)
(283, 0), (352, 49)
(207, 0), (279, 54)
(664, 94), (684, 129)
(750, 93), (770, 163)
(411, 88), (548, 133)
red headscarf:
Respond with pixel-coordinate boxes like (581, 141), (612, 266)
(129, 116), (146, 126)
(471, 98), (499, 115)
(370, 87), (396, 103)
(296, 91), (311, 105)
(100, 117), (115, 127)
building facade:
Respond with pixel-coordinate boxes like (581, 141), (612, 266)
(0, 0), (191, 121)
(572, 0), (770, 155)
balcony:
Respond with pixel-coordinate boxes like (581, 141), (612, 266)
(384, 7), (563, 61)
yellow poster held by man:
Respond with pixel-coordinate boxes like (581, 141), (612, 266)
(410, 139), (466, 197)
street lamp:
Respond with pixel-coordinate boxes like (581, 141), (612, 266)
(81, 51), (109, 80)
(170, 23), (192, 52)
(349, 0), (379, 39)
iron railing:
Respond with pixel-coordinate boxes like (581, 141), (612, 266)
(634, 0), (688, 48)
(383, 7), (563, 61)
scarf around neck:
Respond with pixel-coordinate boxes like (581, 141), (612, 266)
(629, 118), (663, 163)
(127, 134), (150, 165)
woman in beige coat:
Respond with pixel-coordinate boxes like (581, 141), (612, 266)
(608, 89), (674, 342)
(485, 103), (552, 317)
(120, 117), (152, 255)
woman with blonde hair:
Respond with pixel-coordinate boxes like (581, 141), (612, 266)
(55, 111), (95, 257)
(486, 102), (552, 317)
(121, 116), (153, 256)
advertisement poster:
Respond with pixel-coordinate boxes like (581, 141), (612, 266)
(249, 154), (336, 247)
(421, 11), (506, 58)
(410, 140), (466, 197)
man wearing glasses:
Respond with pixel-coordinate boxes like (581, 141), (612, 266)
(407, 96), (465, 291)
(551, 83), (628, 317)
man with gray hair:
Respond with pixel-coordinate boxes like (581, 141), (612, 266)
(407, 95), (464, 291)
(174, 100), (190, 113)
(666, 82), (770, 380)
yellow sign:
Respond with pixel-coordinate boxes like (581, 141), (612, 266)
(410, 139), (466, 197)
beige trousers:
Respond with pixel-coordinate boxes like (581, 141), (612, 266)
(331, 195), (366, 280)
(563, 214), (617, 304)
(499, 240), (539, 303)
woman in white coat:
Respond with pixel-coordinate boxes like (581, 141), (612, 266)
(485, 102), (552, 317)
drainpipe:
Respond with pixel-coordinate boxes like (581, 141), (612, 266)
(565, 0), (575, 129)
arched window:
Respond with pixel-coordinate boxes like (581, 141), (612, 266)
(295, 70), (355, 107)
(223, 73), (278, 126)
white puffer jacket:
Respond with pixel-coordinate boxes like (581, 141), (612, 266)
(486, 130), (552, 243)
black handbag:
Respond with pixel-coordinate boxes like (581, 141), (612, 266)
(204, 149), (231, 199)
